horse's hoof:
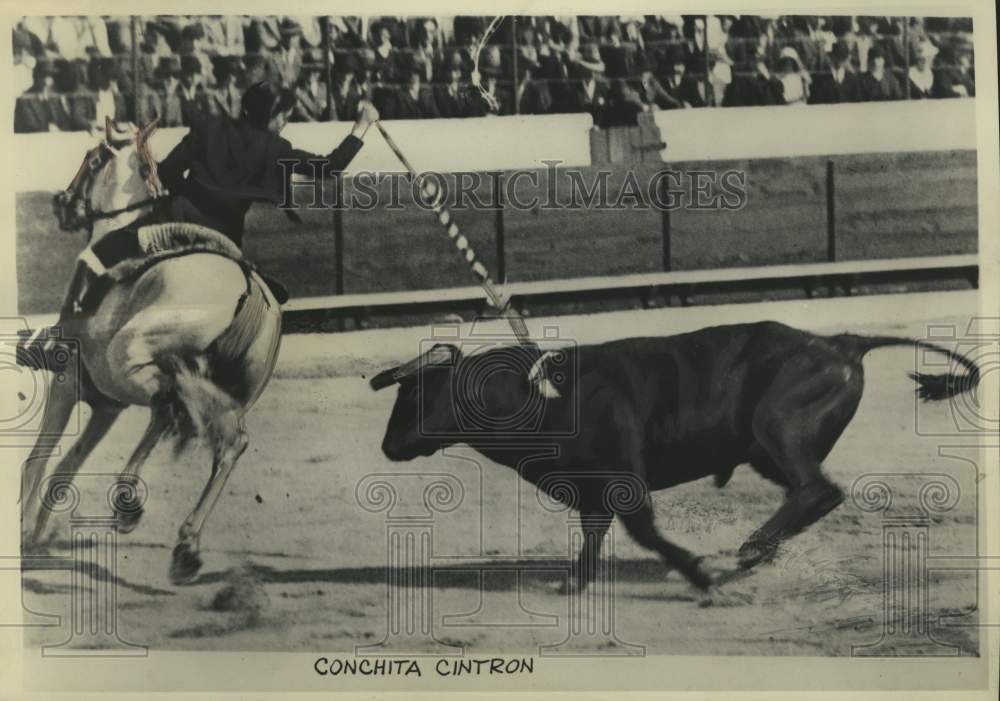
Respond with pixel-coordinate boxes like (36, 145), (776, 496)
(169, 543), (203, 585)
(115, 507), (143, 535)
(737, 539), (777, 570)
(21, 535), (46, 556)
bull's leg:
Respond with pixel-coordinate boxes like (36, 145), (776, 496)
(561, 509), (613, 594)
(620, 502), (712, 591)
(609, 396), (712, 592)
(738, 356), (862, 569)
(112, 399), (172, 535)
(28, 403), (123, 548)
(170, 412), (247, 585)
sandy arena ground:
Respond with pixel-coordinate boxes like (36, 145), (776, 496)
(18, 290), (985, 657)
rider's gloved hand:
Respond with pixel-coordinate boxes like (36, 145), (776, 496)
(351, 101), (380, 139)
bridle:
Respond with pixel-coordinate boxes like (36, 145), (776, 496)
(54, 117), (167, 238)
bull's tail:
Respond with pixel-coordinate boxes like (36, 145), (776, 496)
(831, 333), (979, 401)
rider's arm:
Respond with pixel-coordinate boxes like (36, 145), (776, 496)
(283, 101), (379, 177)
(157, 128), (197, 193)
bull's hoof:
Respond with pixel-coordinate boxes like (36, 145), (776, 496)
(684, 558), (713, 592)
(698, 585), (752, 608)
(115, 507), (143, 535)
(169, 543), (203, 585)
(737, 538), (778, 570)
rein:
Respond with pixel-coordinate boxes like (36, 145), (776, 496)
(88, 195), (166, 222)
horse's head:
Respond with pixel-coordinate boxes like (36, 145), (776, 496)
(54, 117), (165, 241)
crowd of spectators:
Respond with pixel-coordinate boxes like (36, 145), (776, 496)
(13, 15), (976, 133)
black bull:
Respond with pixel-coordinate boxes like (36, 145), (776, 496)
(370, 321), (979, 593)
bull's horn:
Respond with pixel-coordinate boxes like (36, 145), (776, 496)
(368, 344), (458, 391)
(105, 116), (115, 142)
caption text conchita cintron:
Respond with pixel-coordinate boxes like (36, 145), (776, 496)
(314, 656), (535, 677)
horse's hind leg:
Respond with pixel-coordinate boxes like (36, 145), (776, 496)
(27, 402), (123, 548)
(738, 356), (862, 569)
(112, 398), (172, 534)
(171, 409), (247, 585)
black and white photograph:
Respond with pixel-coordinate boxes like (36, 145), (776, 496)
(1, 1), (998, 697)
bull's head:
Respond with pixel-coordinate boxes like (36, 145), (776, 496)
(370, 343), (462, 461)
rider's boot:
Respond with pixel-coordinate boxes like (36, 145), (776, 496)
(44, 251), (111, 368)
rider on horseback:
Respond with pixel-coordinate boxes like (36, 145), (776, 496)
(62, 82), (380, 318)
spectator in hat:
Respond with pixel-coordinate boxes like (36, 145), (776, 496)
(638, 64), (681, 110)
(661, 44), (705, 107)
(567, 43), (611, 127)
(266, 18), (304, 88)
(371, 21), (400, 87)
(722, 43), (783, 106)
(14, 60), (57, 133)
(331, 53), (362, 121)
(89, 57), (128, 128)
(50, 59), (95, 132)
(515, 46), (554, 116)
(682, 16), (707, 79)
(859, 45), (902, 101)
(539, 23), (575, 113)
(809, 40), (860, 103)
(468, 50), (507, 116)
(932, 45), (973, 99)
(211, 56), (244, 119)
(384, 67), (440, 120)
(179, 23), (213, 83)
(179, 54), (211, 125)
(435, 51), (474, 118)
(409, 20), (441, 84)
(152, 56), (184, 127)
(907, 39), (937, 99)
(600, 22), (639, 82)
(775, 45), (810, 104)
(292, 53), (330, 122)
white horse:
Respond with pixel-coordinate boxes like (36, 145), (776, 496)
(20, 119), (283, 584)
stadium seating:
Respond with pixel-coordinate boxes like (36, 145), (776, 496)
(13, 14), (976, 133)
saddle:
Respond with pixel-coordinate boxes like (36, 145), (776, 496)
(108, 222), (290, 304)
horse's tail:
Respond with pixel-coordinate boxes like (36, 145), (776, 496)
(831, 334), (980, 401)
(157, 354), (241, 458)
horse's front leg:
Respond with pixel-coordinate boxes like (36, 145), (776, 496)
(28, 403), (123, 548)
(170, 412), (248, 585)
(21, 356), (86, 549)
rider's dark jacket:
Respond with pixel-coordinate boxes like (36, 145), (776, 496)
(158, 112), (363, 247)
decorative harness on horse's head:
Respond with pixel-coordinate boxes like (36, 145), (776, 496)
(56, 118), (167, 236)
